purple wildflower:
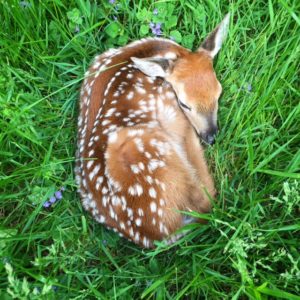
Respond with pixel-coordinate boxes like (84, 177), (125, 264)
(43, 187), (65, 208)
(109, 0), (116, 4)
(149, 22), (162, 36)
(153, 8), (158, 15)
(54, 190), (63, 200)
(49, 196), (56, 204)
(43, 201), (51, 208)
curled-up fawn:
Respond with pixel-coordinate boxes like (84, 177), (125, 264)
(76, 14), (230, 248)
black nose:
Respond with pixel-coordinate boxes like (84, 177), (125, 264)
(200, 127), (218, 145)
(199, 126), (218, 145)
(206, 134), (215, 145)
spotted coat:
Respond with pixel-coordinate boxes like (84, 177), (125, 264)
(76, 37), (219, 248)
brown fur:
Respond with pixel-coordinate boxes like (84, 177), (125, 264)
(169, 51), (221, 112)
(76, 38), (220, 248)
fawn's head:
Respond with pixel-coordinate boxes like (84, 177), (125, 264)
(132, 14), (230, 145)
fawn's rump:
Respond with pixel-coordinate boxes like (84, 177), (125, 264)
(76, 123), (204, 247)
(104, 126), (200, 246)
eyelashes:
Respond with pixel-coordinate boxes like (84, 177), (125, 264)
(179, 101), (191, 111)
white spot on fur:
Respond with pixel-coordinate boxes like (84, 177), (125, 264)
(159, 222), (164, 233)
(159, 199), (166, 206)
(102, 195), (108, 207)
(102, 186), (108, 194)
(113, 91), (120, 97)
(120, 222), (125, 230)
(135, 218), (142, 227)
(96, 176), (104, 190)
(158, 208), (163, 217)
(128, 184), (143, 196)
(143, 236), (149, 247)
(102, 119), (111, 126)
(106, 107), (116, 117)
(89, 164), (100, 181)
(127, 208), (133, 218)
(147, 77), (155, 84)
(135, 85), (146, 95)
(128, 128), (144, 137)
(138, 208), (144, 216)
(150, 201), (157, 212)
(148, 159), (165, 172)
(109, 206), (115, 219)
(130, 164), (140, 174)
(108, 131), (118, 144)
(149, 187), (157, 198)
(87, 160), (94, 169)
(126, 90), (134, 100)
(134, 232), (140, 242)
(112, 195), (120, 206)
(146, 176), (153, 184)
(129, 227), (134, 237)
(134, 137), (144, 152)
(96, 215), (105, 223)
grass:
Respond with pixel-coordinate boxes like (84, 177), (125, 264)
(0, 0), (299, 299)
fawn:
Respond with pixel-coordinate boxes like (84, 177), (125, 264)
(76, 14), (230, 248)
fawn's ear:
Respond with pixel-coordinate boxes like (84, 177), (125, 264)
(199, 13), (230, 58)
(131, 57), (173, 78)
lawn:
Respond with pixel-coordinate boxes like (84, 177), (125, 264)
(0, 0), (299, 299)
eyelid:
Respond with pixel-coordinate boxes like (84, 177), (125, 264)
(179, 101), (191, 111)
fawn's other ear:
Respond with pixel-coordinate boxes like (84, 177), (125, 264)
(199, 13), (230, 58)
(131, 57), (173, 78)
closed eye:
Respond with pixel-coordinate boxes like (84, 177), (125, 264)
(179, 101), (191, 111)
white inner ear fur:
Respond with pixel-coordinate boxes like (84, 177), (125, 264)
(210, 13), (230, 58)
(131, 57), (167, 78)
